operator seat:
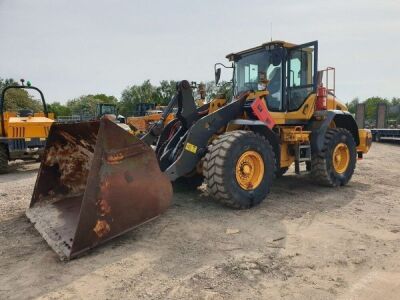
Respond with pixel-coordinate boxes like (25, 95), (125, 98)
(267, 67), (281, 110)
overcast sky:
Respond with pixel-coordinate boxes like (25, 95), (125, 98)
(0, 0), (399, 103)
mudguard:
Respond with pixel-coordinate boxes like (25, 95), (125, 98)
(310, 110), (360, 154)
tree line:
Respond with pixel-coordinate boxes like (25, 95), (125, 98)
(0, 78), (231, 117)
(1, 77), (399, 124)
(347, 97), (400, 125)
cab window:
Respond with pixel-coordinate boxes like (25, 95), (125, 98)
(287, 44), (315, 111)
(234, 50), (283, 111)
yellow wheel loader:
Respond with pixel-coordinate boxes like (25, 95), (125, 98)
(0, 82), (54, 173)
(127, 109), (175, 136)
(28, 40), (372, 259)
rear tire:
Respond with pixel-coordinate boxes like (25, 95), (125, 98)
(311, 128), (356, 187)
(0, 144), (8, 174)
(203, 131), (275, 209)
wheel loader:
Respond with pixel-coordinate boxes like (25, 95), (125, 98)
(0, 81), (54, 173)
(27, 40), (372, 260)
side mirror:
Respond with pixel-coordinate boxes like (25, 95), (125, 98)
(215, 68), (221, 85)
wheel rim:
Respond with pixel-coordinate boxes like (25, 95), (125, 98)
(332, 143), (350, 174)
(235, 150), (264, 190)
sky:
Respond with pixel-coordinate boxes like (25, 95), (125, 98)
(0, 0), (399, 104)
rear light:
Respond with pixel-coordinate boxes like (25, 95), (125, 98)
(316, 85), (327, 110)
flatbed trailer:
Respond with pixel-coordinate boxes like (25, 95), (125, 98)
(371, 128), (400, 142)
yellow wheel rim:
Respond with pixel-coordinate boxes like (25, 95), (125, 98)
(332, 143), (350, 174)
(235, 150), (264, 190)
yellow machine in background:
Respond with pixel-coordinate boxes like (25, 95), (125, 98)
(127, 108), (175, 136)
(127, 84), (207, 136)
(0, 82), (54, 173)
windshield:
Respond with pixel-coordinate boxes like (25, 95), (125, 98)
(100, 105), (116, 115)
(234, 50), (283, 111)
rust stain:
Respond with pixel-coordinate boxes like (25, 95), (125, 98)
(97, 199), (111, 216)
(44, 141), (93, 193)
(105, 144), (148, 164)
(105, 152), (124, 164)
(93, 220), (110, 238)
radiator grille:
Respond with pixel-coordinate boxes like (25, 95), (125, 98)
(11, 127), (26, 138)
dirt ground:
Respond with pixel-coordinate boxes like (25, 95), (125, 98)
(0, 142), (399, 300)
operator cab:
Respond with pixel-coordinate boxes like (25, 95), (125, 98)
(225, 40), (318, 112)
(96, 103), (117, 117)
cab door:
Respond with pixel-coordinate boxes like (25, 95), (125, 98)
(286, 41), (318, 112)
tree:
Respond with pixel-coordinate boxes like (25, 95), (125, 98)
(391, 97), (400, 106)
(0, 78), (17, 91)
(66, 93), (118, 116)
(346, 98), (359, 115)
(205, 80), (233, 101)
(0, 77), (43, 112)
(118, 80), (160, 116)
(47, 102), (71, 117)
(156, 80), (177, 105)
(364, 97), (389, 122)
(388, 97), (400, 123)
(89, 94), (118, 104)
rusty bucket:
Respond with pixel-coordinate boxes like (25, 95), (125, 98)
(26, 119), (172, 260)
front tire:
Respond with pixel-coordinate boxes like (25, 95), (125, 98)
(203, 131), (275, 209)
(311, 128), (356, 187)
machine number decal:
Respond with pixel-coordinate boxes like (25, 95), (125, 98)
(185, 142), (197, 154)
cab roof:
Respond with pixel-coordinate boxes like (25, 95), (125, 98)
(226, 40), (297, 61)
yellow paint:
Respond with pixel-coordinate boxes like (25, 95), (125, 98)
(126, 113), (174, 136)
(332, 143), (350, 174)
(195, 98), (205, 107)
(1, 111), (54, 139)
(208, 98), (227, 113)
(280, 126), (310, 143)
(266, 93), (349, 125)
(278, 127), (310, 168)
(280, 143), (295, 168)
(185, 142), (198, 154)
(246, 90), (268, 101)
(357, 129), (372, 154)
(268, 94), (315, 124)
(235, 150), (264, 190)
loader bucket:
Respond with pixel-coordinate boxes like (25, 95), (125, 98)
(26, 119), (172, 260)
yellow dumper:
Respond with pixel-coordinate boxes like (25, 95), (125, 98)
(0, 83), (54, 172)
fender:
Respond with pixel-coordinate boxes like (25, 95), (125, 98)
(310, 110), (360, 154)
(229, 119), (281, 170)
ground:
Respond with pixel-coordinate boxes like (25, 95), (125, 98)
(0, 142), (399, 300)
